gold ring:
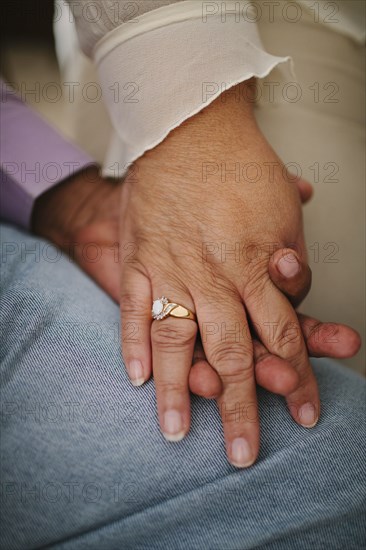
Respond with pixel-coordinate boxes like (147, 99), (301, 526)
(152, 296), (196, 321)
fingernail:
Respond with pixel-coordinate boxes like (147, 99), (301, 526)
(128, 360), (144, 386)
(299, 402), (318, 428)
(163, 410), (185, 442)
(230, 438), (254, 468)
(278, 253), (300, 278)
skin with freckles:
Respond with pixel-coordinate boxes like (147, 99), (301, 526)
(33, 89), (361, 466)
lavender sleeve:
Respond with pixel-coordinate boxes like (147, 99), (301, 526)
(0, 80), (96, 229)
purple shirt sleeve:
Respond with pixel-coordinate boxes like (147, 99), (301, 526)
(0, 80), (96, 229)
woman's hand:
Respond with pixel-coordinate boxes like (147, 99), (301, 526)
(33, 159), (361, 467)
(119, 81), (325, 466)
(33, 168), (360, 395)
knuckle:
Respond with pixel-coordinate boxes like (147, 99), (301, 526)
(157, 380), (186, 394)
(219, 365), (254, 386)
(294, 366), (315, 392)
(120, 293), (148, 317)
(209, 343), (253, 378)
(308, 320), (329, 344)
(242, 263), (270, 304)
(275, 321), (303, 361)
(209, 340), (251, 365)
(152, 321), (197, 350)
(276, 344), (303, 365)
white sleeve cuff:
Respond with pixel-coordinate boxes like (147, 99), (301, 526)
(93, 0), (291, 177)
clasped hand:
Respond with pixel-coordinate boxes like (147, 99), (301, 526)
(34, 82), (360, 468)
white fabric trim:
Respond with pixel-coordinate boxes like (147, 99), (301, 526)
(93, 1), (291, 177)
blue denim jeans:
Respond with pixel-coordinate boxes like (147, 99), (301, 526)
(1, 224), (365, 549)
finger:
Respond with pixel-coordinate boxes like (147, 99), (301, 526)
(120, 266), (152, 386)
(189, 337), (300, 399)
(295, 177), (313, 204)
(244, 280), (320, 429)
(298, 314), (362, 358)
(268, 248), (312, 307)
(151, 287), (197, 442)
(253, 340), (300, 396)
(195, 290), (259, 468)
(189, 313), (361, 399)
(189, 361), (223, 399)
(189, 337), (223, 399)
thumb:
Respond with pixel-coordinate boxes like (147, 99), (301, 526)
(294, 176), (313, 204)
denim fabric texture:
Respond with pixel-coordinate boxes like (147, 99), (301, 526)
(1, 224), (365, 549)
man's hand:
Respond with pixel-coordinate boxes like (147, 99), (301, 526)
(33, 166), (121, 300)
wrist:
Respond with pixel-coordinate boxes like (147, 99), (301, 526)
(131, 80), (261, 193)
(166, 80), (257, 153)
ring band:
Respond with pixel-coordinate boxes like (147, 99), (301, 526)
(152, 296), (196, 321)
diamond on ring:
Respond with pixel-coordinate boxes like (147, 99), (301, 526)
(152, 296), (169, 320)
(152, 296), (196, 322)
